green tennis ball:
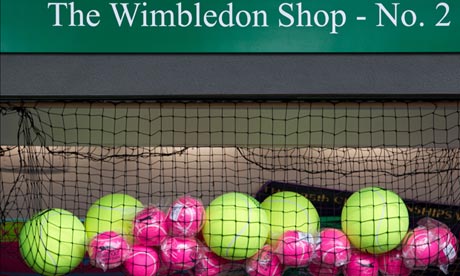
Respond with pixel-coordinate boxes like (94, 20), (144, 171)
(261, 191), (320, 244)
(202, 192), (269, 260)
(85, 193), (143, 243)
(341, 186), (409, 254)
(19, 208), (86, 276)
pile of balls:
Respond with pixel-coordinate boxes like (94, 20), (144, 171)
(18, 187), (459, 276)
(338, 187), (459, 276)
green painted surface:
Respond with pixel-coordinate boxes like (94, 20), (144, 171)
(2, 0), (459, 52)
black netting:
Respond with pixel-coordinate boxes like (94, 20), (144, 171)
(0, 101), (459, 276)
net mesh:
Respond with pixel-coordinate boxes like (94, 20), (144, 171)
(1, 100), (459, 275)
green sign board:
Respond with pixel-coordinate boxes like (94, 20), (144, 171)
(1, 0), (459, 52)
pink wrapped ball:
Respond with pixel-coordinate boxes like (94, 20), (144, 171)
(430, 226), (458, 266)
(343, 251), (379, 276)
(124, 245), (160, 276)
(133, 206), (169, 246)
(377, 248), (412, 276)
(245, 245), (283, 276)
(313, 228), (351, 267)
(308, 262), (341, 276)
(166, 195), (206, 237)
(160, 236), (199, 271)
(88, 231), (130, 271)
(195, 243), (228, 276)
(401, 226), (439, 269)
(274, 230), (316, 267)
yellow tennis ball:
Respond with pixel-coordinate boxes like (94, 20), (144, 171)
(19, 208), (86, 276)
(341, 186), (409, 254)
(202, 192), (269, 260)
(85, 193), (143, 243)
(261, 191), (320, 244)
